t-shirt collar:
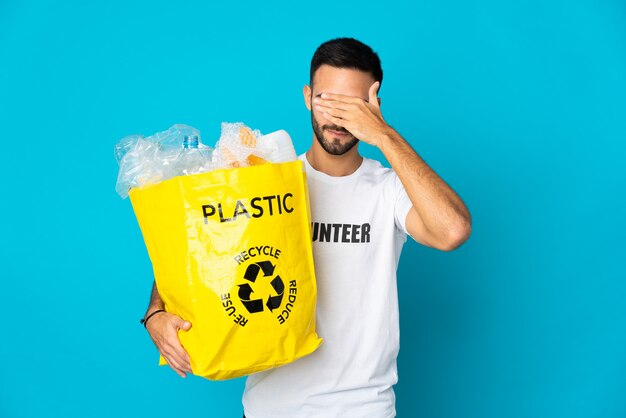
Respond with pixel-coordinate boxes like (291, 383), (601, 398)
(299, 153), (367, 183)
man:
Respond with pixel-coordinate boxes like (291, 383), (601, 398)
(143, 37), (472, 417)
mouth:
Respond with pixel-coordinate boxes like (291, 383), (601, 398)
(326, 129), (351, 137)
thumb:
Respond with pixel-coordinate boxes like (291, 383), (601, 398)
(172, 316), (192, 331)
(179, 320), (192, 331)
(368, 81), (380, 107)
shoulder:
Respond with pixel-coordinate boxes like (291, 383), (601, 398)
(360, 157), (397, 184)
(361, 158), (409, 210)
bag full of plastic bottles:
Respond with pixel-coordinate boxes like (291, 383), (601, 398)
(115, 122), (323, 380)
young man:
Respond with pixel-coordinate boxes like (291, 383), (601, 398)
(144, 38), (471, 418)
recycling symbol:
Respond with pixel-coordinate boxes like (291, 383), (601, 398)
(237, 260), (285, 314)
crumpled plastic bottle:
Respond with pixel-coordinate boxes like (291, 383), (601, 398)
(171, 135), (214, 176)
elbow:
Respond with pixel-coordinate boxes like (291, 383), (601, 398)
(440, 220), (472, 252)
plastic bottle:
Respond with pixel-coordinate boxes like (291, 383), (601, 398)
(259, 130), (297, 163)
(173, 135), (213, 176)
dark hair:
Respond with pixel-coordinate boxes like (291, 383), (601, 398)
(310, 37), (383, 88)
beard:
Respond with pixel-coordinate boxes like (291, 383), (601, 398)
(311, 111), (359, 156)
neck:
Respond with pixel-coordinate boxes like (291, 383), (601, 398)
(305, 135), (363, 177)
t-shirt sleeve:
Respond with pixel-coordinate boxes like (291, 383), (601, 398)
(392, 172), (414, 236)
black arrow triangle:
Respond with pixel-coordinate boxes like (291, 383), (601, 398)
(238, 283), (254, 300)
(270, 276), (284, 294)
(257, 261), (275, 276)
(266, 294), (283, 312)
(243, 263), (261, 282)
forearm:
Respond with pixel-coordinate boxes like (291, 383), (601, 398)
(379, 127), (471, 238)
(145, 280), (165, 314)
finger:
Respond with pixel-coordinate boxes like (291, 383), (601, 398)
(319, 92), (363, 104)
(315, 104), (348, 119)
(172, 365), (187, 378)
(171, 355), (191, 374)
(313, 97), (354, 111)
(162, 354), (187, 378)
(368, 82), (380, 108)
(164, 343), (191, 372)
(169, 315), (189, 330)
(322, 113), (348, 128)
(162, 330), (192, 368)
(169, 364), (186, 378)
(173, 347), (192, 372)
(163, 342), (192, 373)
(165, 331), (192, 371)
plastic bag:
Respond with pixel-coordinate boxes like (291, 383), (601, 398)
(130, 160), (323, 380)
(120, 122), (321, 380)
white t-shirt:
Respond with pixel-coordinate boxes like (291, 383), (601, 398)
(242, 154), (414, 418)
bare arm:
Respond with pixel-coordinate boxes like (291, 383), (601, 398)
(143, 280), (193, 378)
(145, 281), (165, 313)
(313, 82), (472, 251)
(379, 128), (472, 251)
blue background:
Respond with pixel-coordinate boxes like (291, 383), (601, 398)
(1, 1), (625, 417)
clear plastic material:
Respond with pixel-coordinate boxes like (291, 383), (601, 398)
(171, 135), (214, 177)
(115, 122), (296, 198)
(114, 124), (213, 199)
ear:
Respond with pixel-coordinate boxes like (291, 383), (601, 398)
(378, 97), (382, 106)
(303, 85), (312, 111)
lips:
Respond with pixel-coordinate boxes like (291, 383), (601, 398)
(327, 129), (350, 136)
